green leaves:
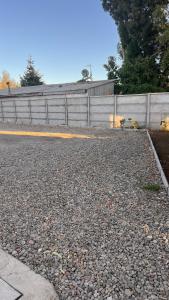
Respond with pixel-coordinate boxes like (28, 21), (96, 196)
(103, 56), (119, 81)
(102, 0), (169, 93)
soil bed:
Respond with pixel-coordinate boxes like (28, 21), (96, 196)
(150, 130), (169, 182)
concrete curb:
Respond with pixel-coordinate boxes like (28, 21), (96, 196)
(0, 248), (59, 299)
(146, 130), (169, 196)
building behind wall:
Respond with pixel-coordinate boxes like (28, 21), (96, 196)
(0, 80), (115, 97)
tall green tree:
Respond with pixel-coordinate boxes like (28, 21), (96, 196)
(153, 5), (169, 87)
(20, 57), (43, 87)
(102, 0), (169, 93)
(102, 0), (168, 59)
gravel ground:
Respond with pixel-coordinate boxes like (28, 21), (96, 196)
(0, 123), (169, 300)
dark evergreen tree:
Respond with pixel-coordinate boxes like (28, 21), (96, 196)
(20, 57), (43, 87)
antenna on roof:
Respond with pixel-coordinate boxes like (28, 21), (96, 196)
(85, 65), (93, 81)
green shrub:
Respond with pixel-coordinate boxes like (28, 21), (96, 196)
(143, 184), (160, 192)
(120, 84), (166, 94)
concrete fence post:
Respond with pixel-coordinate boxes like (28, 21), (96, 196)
(87, 95), (90, 127)
(146, 93), (151, 128)
(13, 99), (17, 123)
(1, 100), (4, 122)
(28, 100), (32, 124)
(113, 95), (117, 128)
(45, 99), (49, 124)
(65, 95), (68, 126)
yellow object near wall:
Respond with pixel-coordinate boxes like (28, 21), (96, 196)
(112, 116), (139, 129)
(160, 117), (169, 131)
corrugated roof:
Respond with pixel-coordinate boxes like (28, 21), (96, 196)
(0, 80), (114, 96)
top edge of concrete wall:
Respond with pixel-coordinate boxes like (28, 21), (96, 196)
(115, 92), (169, 97)
(0, 93), (89, 100)
(0, 92), (169, 100)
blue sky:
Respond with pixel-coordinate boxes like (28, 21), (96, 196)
(0, 0), (119, 84)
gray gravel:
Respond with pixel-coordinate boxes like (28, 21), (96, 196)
(0, 123), (169, 299)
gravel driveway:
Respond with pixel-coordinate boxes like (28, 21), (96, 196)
(0, 124), (169, 300)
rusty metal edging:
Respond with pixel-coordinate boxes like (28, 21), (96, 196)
(146, 130), (169, 196)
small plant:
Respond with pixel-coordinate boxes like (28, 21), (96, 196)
(143, 184), (160, 192)
(131, 120), (139, 129)
(120, 118), (139, 129)
(120, 118), (125, 129)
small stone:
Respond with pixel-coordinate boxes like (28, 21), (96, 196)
(125, 289), (133, 297)
(28, 240), (34, 245)
(165, 221), (169, 227)
(94, 290), (99, 298)
(164, 245), (169, 253)
(160, 226), (169, 233)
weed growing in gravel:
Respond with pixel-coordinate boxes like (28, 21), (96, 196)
(143, 184), (160, 192)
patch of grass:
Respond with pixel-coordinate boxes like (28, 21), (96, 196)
(143, 184), (160, 192)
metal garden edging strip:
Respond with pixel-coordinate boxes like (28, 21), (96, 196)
(147, 130), (169, 196)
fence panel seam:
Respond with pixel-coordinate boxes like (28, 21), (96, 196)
(87, 95), (90, 127)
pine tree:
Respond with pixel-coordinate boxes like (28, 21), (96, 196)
(20, 57), (43, 87)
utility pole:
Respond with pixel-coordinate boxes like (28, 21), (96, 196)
(6, 81), (11, 95)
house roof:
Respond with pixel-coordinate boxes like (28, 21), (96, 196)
(0, 80), (115, 97)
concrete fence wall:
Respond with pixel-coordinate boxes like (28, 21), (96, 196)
(0, 92), (168, 129)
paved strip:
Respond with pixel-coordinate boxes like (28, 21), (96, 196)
(0, 278), (21, 300)
(0, 249), (58, 300)
(0, 130), (92, 139)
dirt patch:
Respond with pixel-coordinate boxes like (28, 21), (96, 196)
(150, 130), (169, 182)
